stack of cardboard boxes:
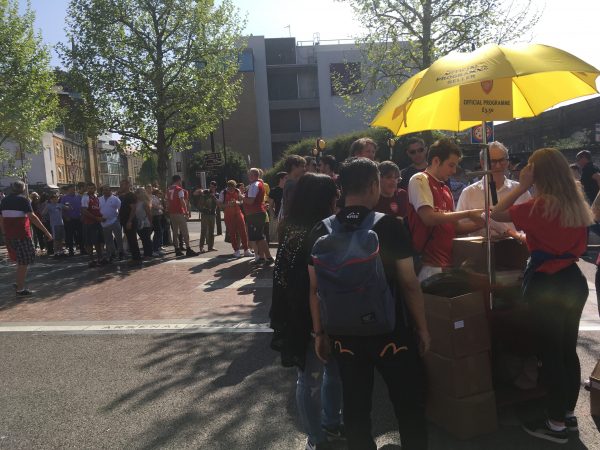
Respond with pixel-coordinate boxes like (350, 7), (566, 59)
(424, 291), (498, 439)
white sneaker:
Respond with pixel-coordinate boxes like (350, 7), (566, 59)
(158, 250), (166, 256)
(152, 252), (160, 257)
(243, 249), (254, 257)
(233, 250), (242, 258)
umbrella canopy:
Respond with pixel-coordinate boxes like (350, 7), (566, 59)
(372, 44), (600, 136)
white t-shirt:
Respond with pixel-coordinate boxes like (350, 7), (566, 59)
(80, 194), (89, 208)
(456, 177), (532, 237)
(408, 171), (444, 211)
(99, 195), (121, 227)
(247, 181), (260, 199)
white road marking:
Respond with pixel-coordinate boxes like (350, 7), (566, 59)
(198, 278), (272, 290)
(0, 320), (272, 334)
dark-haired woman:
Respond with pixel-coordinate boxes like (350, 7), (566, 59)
(491, 148), (593, 445)
(270, 173), (343, 450)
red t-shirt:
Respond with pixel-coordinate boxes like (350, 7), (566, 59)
(0, 194), (32, 239)
(509, 198), (587, 274)
(245, 180), (266, 215)
(407, 173), (455, 267)
(167, 185), (186, 214)
(374, 189), (408, 218)
(82, 194), (102, 225)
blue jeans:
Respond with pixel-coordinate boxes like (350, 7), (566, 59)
(296, 340), (343, 444)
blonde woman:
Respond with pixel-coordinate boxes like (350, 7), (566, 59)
(135, 188), (153, 258)
(491, 148), (593, 445)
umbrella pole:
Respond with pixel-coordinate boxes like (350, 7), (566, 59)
(481, 121), (493, 310)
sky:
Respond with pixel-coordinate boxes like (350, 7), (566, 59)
(18, 0), (600, 91)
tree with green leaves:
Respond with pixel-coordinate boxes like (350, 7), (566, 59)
(0, 0), (57, 177)
(137, 156), (159, 186)
(335, 0), (542, 120)
(59, 0), (246, 186)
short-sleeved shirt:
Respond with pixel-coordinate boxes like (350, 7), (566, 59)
(281, 178), (298, 219)
(81, 194), (102, 225)
(580, 161), (600, 203)
(46, 203), (65, 227)
(307, 206), (415, 336)
(269, 186), (284, 216)
(407, 171), (455, 267)
(374, 189), (409, 218)
(245, 180), (266, 215)
(456, 177), (532, 237)
(60, 194), (82, 219)
(0, 194), (32, 239)
(99, 195), (121, 227)
(509, 198), (587, 274)
(399, 165), (424, 191)
(167, 185), (186, 214)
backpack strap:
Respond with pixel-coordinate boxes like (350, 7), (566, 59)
(358, 211), (386, 231)
(321, 214), (341, 234)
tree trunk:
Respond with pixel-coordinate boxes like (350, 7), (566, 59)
(156, 125), (169, 189)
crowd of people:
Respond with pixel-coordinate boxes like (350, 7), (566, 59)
(270, 137), (597, 448)
(0, 168), (283, 295)
(1, 135), (598, 447)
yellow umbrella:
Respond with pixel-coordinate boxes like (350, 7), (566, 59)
(372, 43), (600, 136)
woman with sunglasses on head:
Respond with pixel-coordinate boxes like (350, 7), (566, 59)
(491, 148), (593, 445)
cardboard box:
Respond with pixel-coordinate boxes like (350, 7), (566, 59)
(591, 360), (600, 417)
(424, 351), (493, 398)
(426, 389), (498, 439)
(453, 236), (529, 272)
(424, 292), (491, 358)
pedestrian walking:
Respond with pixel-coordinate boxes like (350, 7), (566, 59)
(60, 184), (83, 256)
(167, 175), (198, 257)
(99, 185), (123, 262)
(118, 179), (142, 263)
(81, 183), (105, 267)
(135, 187), (154, 258)
(0, 181), (53, 295)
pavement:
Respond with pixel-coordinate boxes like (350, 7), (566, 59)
(0, 218), (599, 449)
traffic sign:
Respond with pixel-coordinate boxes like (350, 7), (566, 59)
(204, 152), (223, 168)
(471, 122), (494, 144)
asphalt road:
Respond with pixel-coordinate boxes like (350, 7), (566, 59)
(1, 332), (599, 450)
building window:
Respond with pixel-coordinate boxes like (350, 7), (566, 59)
(176, 161), (182, 172)
(239, 49), (254, 72)
(330, 62), (362, 96)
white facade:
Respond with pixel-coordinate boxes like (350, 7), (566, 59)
(0, 133), (57, 189)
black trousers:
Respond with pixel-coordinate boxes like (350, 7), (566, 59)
(64, 218), (82, 252)
(595, 264), (600, 318)
(137, 227), (153, 257)
(525, 263), (588, 421)
(333, 334), (427, 450)
(123, 223), (141, 260)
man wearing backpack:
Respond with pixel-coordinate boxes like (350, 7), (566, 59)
(307, 157), (431, 450)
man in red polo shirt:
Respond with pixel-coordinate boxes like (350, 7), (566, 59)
(167, 175), (198, 257)
(407, 139), (485, 282)
(244, 168), (273, 266)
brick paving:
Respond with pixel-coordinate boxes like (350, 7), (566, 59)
(0, 220), (598, 327)
(0, 221), (275, 324)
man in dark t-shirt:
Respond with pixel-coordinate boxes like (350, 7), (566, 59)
(399, 137), (428, 191)
(306, 157), (430, 450)
(118, 179), (141, 261)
